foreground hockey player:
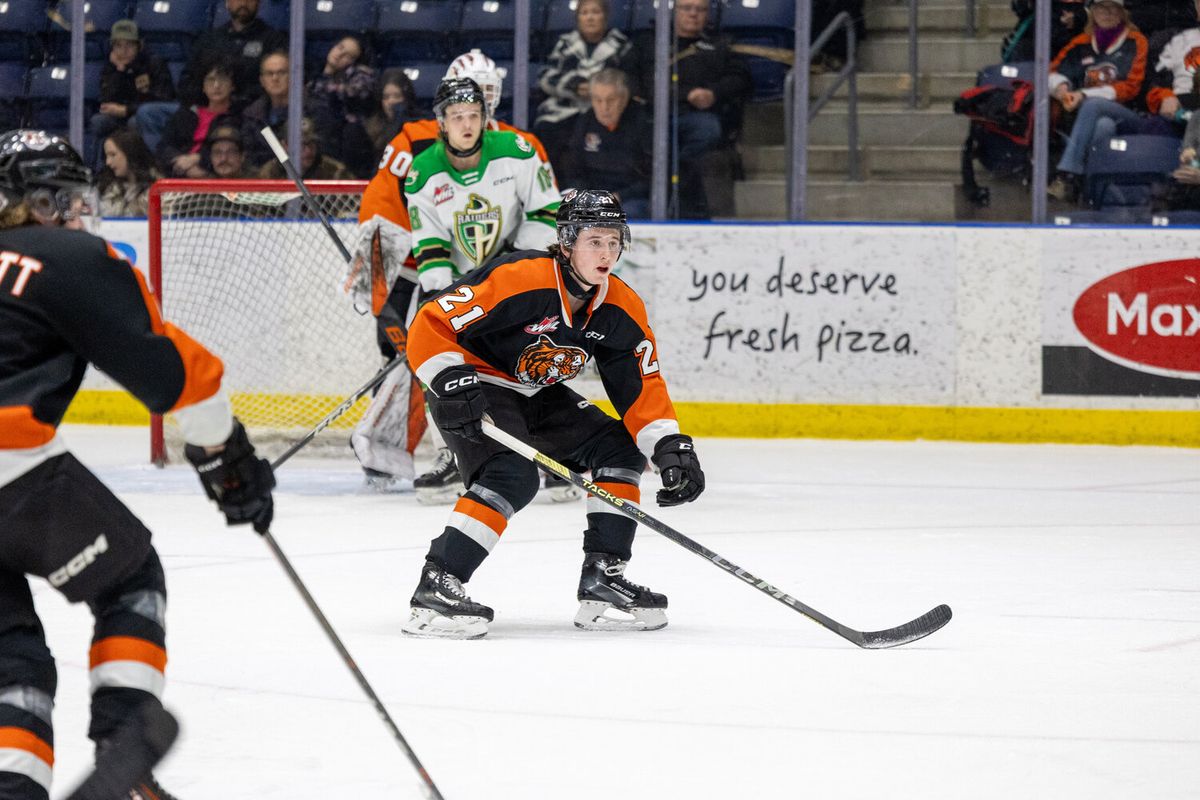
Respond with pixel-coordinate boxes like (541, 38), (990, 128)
(400, 189), (705, 639)
(347, 51), (553, 497)
(0, 130), (275, 799)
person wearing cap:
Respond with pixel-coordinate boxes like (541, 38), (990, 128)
(255, 118), (351, 180)
(205, 124), (251, 179)
(1046, 0), (1149, 202)
(90, 19), (175, 169)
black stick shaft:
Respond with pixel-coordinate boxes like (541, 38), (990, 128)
(481, 422), (951, 649)
(261, 127), (445, 798)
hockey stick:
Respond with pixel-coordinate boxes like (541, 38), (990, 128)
(257, 130), (445, 800)
(481, 421), (952, 649)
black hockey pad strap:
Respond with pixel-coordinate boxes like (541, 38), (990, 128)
(185, 420), (277, 533)
(651, 434), (705, 507)
(427, 364), (489, 443)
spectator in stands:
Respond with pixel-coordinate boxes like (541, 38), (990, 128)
(90, 19), (175, 169)
(630, 0), (751, 217)
(1145, 0), (1200, 125)
(560, 69), (652, 218)
(533, 0), (633, 169)
(1046, 0), (1149, 202)
(97, 128), (160, 217)
(204, 123), (252, 179)
(365, 68), (420, 158)
(1003, 0), (1088, 63)
(240, 51), (335, 170)
(179, 0), (287, 110)
(257, 117), (352, 180)
(157, 62), (239, 178)
(307, 35), (377, 177)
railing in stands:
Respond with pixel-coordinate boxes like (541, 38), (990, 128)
(904, 0), (979, 108)
(786, 9), (860, 219)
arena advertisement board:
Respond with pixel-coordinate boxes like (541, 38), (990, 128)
(638, 224), (958, 405)
(1041, 231), (1200, 397)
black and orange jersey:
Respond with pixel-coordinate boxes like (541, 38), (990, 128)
(0, 224), (226, 479)
(407, 250), (680, 458)
(359, 118), (551, 231)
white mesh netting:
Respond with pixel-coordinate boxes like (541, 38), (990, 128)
(152, 182), (381, 462)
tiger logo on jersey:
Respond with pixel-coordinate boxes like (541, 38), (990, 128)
(1085, 62), (1118, 88)
(515, 334), (588, 387)
(1185, 47), (1200, 75)
(454, 193), (503, 267)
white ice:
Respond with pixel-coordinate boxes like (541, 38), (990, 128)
(29, 425), (1200, 799)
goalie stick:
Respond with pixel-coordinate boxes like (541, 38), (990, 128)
(254, 131), (445, 800)
(481, 421), (952, 649)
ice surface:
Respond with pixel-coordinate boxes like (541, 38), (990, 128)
(30, 425), (1200, 799)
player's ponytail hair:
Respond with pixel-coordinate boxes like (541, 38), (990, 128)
(0, 201), (31, 229)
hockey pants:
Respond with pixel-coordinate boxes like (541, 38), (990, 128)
(0, 454), (168, 800)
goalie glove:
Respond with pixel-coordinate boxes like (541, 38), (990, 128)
(184, 420), (276, 533)
(651, 434), (705, 507)
(343, 215), (412, 315)
(426, 364), (489, 443)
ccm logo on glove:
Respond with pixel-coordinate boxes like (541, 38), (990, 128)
(443, 374), (479, 392)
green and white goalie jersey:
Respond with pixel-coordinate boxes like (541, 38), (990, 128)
(404, 129), (561, 291)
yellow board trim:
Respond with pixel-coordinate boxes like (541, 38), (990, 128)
(65, 391), (1199, 448)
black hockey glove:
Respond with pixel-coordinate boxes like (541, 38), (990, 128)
(427, 364), (489, 443)
(184, 420), (276, 534)
(651, 434), (705, 507)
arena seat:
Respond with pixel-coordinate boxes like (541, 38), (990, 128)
(1084, 135), (1181, 210)
(134, 0), (213, 61)
(459, 0), (518, 59)
(377, 0), (461, 62)
(0, 0), (50, 62)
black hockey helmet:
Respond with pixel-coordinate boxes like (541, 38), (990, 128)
(0, 129), (95, 226)
(433, 77), (488, 124)
(556, 188), (631, 252)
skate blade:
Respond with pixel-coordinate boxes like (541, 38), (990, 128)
(401, 607), (489, 639)
(415, 485), (465, 505)
(574, 600), (667, 631)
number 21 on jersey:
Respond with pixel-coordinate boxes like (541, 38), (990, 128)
(437, 286), (487, 331)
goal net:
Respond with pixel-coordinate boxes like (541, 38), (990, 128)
(149, 179), (380, 464)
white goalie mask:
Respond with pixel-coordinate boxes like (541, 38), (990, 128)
(444, 49), (503, 118)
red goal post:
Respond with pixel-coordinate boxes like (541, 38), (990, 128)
(148, 179), (379, 465)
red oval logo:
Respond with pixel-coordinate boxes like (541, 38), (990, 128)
(1072, 258), (1200, 378)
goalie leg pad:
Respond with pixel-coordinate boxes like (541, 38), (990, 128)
(351, 359), (422, 484)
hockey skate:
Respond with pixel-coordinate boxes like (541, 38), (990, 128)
(414, 448), (464, 505)
(575, 553), (668, 631)
(65, 697), (179, 800)
(541, 472), (583, 502)
(401, 561), (494, 639)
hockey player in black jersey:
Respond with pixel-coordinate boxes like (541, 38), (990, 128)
(401, 189), (705, 638)
(0, 130), (275, 799)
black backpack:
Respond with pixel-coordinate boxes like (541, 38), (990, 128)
(954, 78), (1037, 206)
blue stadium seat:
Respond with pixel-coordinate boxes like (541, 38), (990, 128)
(977, 61), (1035, 88)
(28, 65), (73, 130)
(458, 0), (517, 59)
(1053, 208), (1152, 225)
(403, 60), (449, 104)
(1153, 209), (1200, 226)
(377, 0), (461, 62)
(718, 0), (795, 101)
(631, 0), (688, 32)
(1084, 135), (1181, 210)
(304, 0), (376, 32)
(0, 0), (50, 62)
(213, 0), (291, 30)
(0, 62), (29, 128)
(135, 0), (213, 61)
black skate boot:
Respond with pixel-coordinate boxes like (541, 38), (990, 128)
(414, 448), (464, 505)
(401, 561), (494, 639)
(66, 698), (179, 800)
(575, 553), (668, 631)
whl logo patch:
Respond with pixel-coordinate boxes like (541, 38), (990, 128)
(524, 316), (560, 334)
(1072, 258), (1200, 378)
